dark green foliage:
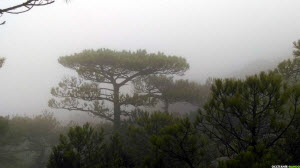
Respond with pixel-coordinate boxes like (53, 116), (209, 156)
(129, 111), (179, 135)
(49, 49), (189, 129)
(103, 133), (134, 168)
(47, 123), (135, 168)
(0, 116), (8, 135)
(124, 112), (210, 168)
(126, 112), (179, 167)
(272, 84), (300, 164)
(196, 71), (300, 166)
(46, 112), (210, 168)
(150, 118), (208, 168)
(218, 145), (283, 168)
(47, 123), (105, 168)
(278, 124), (300, 164)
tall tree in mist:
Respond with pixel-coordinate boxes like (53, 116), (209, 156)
(133, 75), (210, 112)
(49, 49), (189, 129)
(196, 72), (300, 160)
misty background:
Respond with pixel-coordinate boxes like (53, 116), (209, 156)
(0, 0), (300, 122)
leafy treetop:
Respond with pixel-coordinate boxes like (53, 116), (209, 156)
(58, 49), (189, 84)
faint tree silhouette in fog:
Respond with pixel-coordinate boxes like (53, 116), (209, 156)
(0, 58), (5, 68)
(133, 75), (211, 112)
(275, 39), (300, 83)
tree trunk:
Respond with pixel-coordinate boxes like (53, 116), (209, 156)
(113, 85), (121, 130)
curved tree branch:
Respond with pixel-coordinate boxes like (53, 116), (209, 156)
(0, 0), (56, 25)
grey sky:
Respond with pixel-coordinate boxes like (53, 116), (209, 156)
(0, 0), (300, 119)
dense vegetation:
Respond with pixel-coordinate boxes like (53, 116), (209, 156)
(0, 112), (63, 168)
(1, 42), (300, 167)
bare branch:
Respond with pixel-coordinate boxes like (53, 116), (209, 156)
(0, 0), (55, 25)
(49, 98), (114, 122)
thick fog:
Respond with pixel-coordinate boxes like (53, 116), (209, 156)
(1, 0), (300, 121)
